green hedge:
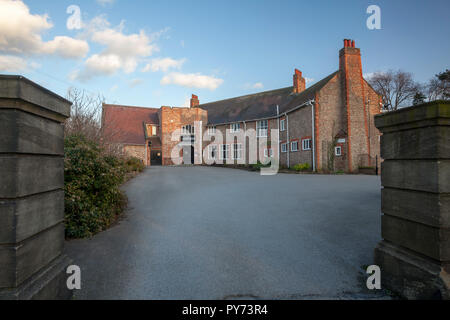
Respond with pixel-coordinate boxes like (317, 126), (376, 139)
(64, 135), (143, 238)
(293, 163), (311, 172)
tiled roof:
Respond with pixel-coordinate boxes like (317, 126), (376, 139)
(102, 104), (160, 145)
(199, 71), (339, 125)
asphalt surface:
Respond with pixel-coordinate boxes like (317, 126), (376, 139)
(66, 166), (389, 300)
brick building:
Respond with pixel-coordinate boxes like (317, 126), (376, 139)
(102, 40), (382, 173)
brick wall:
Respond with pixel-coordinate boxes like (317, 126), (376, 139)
(339, 41), (370, 172)
(160, 107), (208, 166)
(364, 80), (383, 169)
(315, 73), (347, 172)
(278, 106), (314, 168)
(123, 145), (146, 164)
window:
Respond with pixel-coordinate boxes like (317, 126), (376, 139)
(181, 125), (195, 143)
(257, 120), (268, 137)
(302, 139), (312, 151)
(147, 125), (157, 136)
(207, 126), (216, 135)
(220, 144), (230, 160)
(281, 143), (288, 153)
(230, 123), (241, 133)
(208, 145), (217, 160)
(291, 141), (299, 152)
(232, 144), (243, 160)
(264, 149), (273, 158)
(335, 146), (342, 157)
(182, 125), (194, 135)
(280, 119), (286, 132)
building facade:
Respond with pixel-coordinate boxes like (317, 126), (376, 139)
(102, 40), (382, 173)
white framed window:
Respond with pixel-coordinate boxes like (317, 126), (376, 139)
(264, 148), (273, 158)
(182, 125), (194, 135)
(208, 145), (217, 160)
(207, 126), (216, 135)
(220, 144), (230, 160)
(257, 120), (268, 137)
(281, 143), (288, 153)
(280, 119), (286, 132)
(230, 123), (241, 133)
(232, 144), (243, 160)
(302, 139), (312, 151)
(335, 146), (342, 157)
(147, 125), (157, 136)
(291, 141), (299, 152)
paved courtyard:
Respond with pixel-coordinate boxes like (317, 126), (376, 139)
(66, 166), (389, 300)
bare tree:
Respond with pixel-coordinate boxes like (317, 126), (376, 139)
(65, 87), (124, 156)
(65, 87), (104, 140)
(368, 70), (420, 111)
(426, 69), (449, 101)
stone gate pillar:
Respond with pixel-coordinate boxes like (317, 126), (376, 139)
(0, 76), (72, 300)
(374, 100), (450, 299)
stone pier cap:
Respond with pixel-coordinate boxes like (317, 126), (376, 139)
(0, 75), (71, 122)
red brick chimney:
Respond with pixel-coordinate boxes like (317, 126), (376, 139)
(190, 94), (200, 108)
(293, 69), (306, 94)
(339, 39), (371, 172)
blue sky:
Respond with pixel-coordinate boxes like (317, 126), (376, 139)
(1, 0), (449, 108)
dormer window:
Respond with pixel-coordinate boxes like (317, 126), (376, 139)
(147, 124), (157, 137)
(207, 126), (216, 135)
(230, 123), (241, 133)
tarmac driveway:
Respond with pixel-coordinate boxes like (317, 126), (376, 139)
(66, 166), (388, 300)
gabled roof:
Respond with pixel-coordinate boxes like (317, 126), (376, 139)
(199, 71), (339, 125)
(102, 104), (160, 145)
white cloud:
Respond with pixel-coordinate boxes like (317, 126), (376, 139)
(161, 72), (224, 91)
(0, 55), (27, 71)
(243, 82), (264, 90)
(363, 72), (377, 80)
(73, 16), (167, 81)
(43, 36), (90, 59)
(0, 55), (41, 72)
(0, 0), (89, 59)
(142, 57), (186, 72)
(305, 77), (315, 84)
(251, 82), (264, 89)
(129, 78), (144, 87)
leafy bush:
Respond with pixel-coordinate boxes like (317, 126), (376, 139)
(126, 157), (145, 173)
(64, 135), (142, 239)
(293, 163), (311, 172)
(249, 161), (271, 171)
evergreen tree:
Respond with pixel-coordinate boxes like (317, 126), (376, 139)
(412, 92), (426, 105)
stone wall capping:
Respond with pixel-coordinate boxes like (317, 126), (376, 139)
(0, 75), (72, 121)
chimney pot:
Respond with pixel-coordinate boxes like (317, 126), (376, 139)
(190, 94), (200, 108)
(293, 69), (306, 94)
(352, 40), (355, 48)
